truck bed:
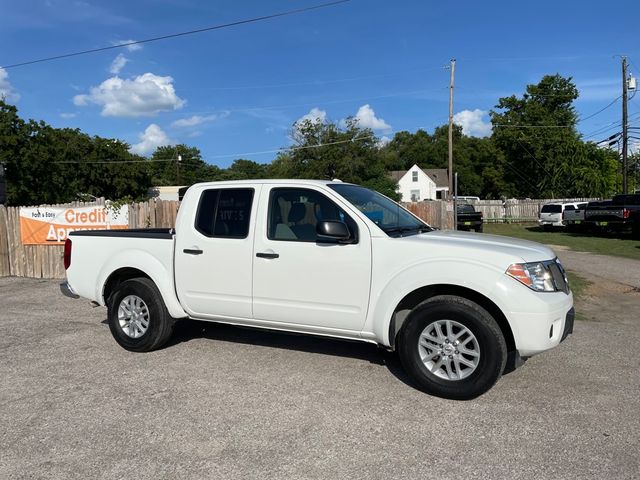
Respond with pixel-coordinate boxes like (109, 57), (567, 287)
(66, 228), (176, 309)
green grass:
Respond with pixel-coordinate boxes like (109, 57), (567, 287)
(484, 223), (640, 261)
(565, 270), (592, 321)
(565, 270), (591, 300)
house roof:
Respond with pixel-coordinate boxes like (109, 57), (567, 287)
(423, 169), (449, 189)
(388, 170), (406, 182)
(388, 167), (449, 188)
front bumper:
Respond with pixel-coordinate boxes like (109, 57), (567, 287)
(561, 307), (575, 342)
(59, 281), (79, 299)
(510, 301), (574, 357)
(538, 219), (563, 227)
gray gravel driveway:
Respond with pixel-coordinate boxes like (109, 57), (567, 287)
(0, 276), (639, 480)
(554, 247), (640, 288)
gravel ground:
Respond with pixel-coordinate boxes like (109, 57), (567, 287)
(555, 247), (640, 288)
(0, 276), (639, 480)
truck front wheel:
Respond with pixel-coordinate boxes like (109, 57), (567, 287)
(107, 277), (175, 352)
(398, 295), (507, 400)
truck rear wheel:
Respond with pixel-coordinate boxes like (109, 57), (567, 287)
(398, 295), (507, 400)
(107, 277), (174, 352)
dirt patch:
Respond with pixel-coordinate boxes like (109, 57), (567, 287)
(573, 272), (640, 325)
(546, 244), (571, 251)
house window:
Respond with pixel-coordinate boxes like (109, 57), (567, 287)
(410, 190), (420, 202)
(412, 171), (418, 182)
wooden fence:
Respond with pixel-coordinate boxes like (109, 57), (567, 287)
(0, 196), (596, 280)
(0, 200), (179, 280)
(403, 201), (454, 230)
(472, 198), (599, 223)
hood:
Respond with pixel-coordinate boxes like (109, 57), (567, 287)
(396, 229), (556, 264)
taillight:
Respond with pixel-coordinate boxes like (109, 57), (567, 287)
(64, 238), (72, 270)
(623, 208), (630, 219)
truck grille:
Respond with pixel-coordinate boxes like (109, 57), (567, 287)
(549, 260), (569, 294)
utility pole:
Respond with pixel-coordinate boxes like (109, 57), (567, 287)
(447, 58), (456, 199)
(176, 154), (182, 185)
(622, 56), (629, 194)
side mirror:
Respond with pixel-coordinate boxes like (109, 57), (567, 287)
(316, 221), (351, 243)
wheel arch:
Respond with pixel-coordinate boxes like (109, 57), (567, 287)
(103, 267), (152, 306)
(97, 253), (187, 320)
(387, 284), (516, 355)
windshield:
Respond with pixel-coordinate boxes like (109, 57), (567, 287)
(329, 183), (433, 236)
(456, 204), (476, 214)
(541, 204), (562, 213)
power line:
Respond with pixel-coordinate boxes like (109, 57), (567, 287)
(491, 96), (621, 130)
(583, 111), (640, 140)
(0, 0), (350, 70)
(493, 124), (573, 128)
(52, 133), (379, 164)
(515, 138), (554, 180)
(578, 95), (622, 122)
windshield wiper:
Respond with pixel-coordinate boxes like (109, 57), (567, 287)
(383, 225), (433, 237)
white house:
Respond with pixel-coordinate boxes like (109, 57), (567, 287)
(389, 165), (449, 201)
(148, 186), (188, 201)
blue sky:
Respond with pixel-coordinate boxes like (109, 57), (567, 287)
(1, 0), (639, 167)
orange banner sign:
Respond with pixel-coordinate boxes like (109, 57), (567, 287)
(19, 206), (129, 245)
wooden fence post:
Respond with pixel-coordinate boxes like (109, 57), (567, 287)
(0, 206), (10, 276)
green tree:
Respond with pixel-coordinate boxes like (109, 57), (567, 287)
(0, 100), (153, 205)
(150, 144), (222, 186)
(270, 118), (399, 199)
(490, 74), (617, 198)
(221, 159), (270, 180)
(383, 125), (509, 198)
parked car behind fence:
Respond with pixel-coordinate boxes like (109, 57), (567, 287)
(562, 202), (588, 231)
(456, 203), (483, 232)
(539, 202), (580, 229)
(584, 194), (640, 238)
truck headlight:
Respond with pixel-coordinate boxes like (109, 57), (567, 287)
(506, 262), (557, 292)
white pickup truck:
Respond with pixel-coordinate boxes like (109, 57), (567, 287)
(62, 180), (574, 399)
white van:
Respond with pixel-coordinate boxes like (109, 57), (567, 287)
(539, 202), (580, 229)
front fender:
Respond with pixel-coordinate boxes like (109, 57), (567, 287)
(96, 249), (187, 319)
(365, 258), (508, 346)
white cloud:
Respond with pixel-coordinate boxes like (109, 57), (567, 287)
(377, 135), (391, 147)
(453, 109), (492, 137)
(353, 104), (391, 132)
(129, 124), (172, 155)
(296, 107), (327, 124)
(0, 67), (20, 103)
(170, 112), (229, 128)
(112, 40), (143, 52)
(109, 53), (129, 74)
(73, 73), (185, 117)
(60, 112), (77, 119)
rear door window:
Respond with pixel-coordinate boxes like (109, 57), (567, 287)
(195, 188), (254, 238)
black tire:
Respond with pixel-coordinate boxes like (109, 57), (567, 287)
(475, 225), (483, 233)
(107, 277), (175, 352)
(397, 295), (507, 400)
